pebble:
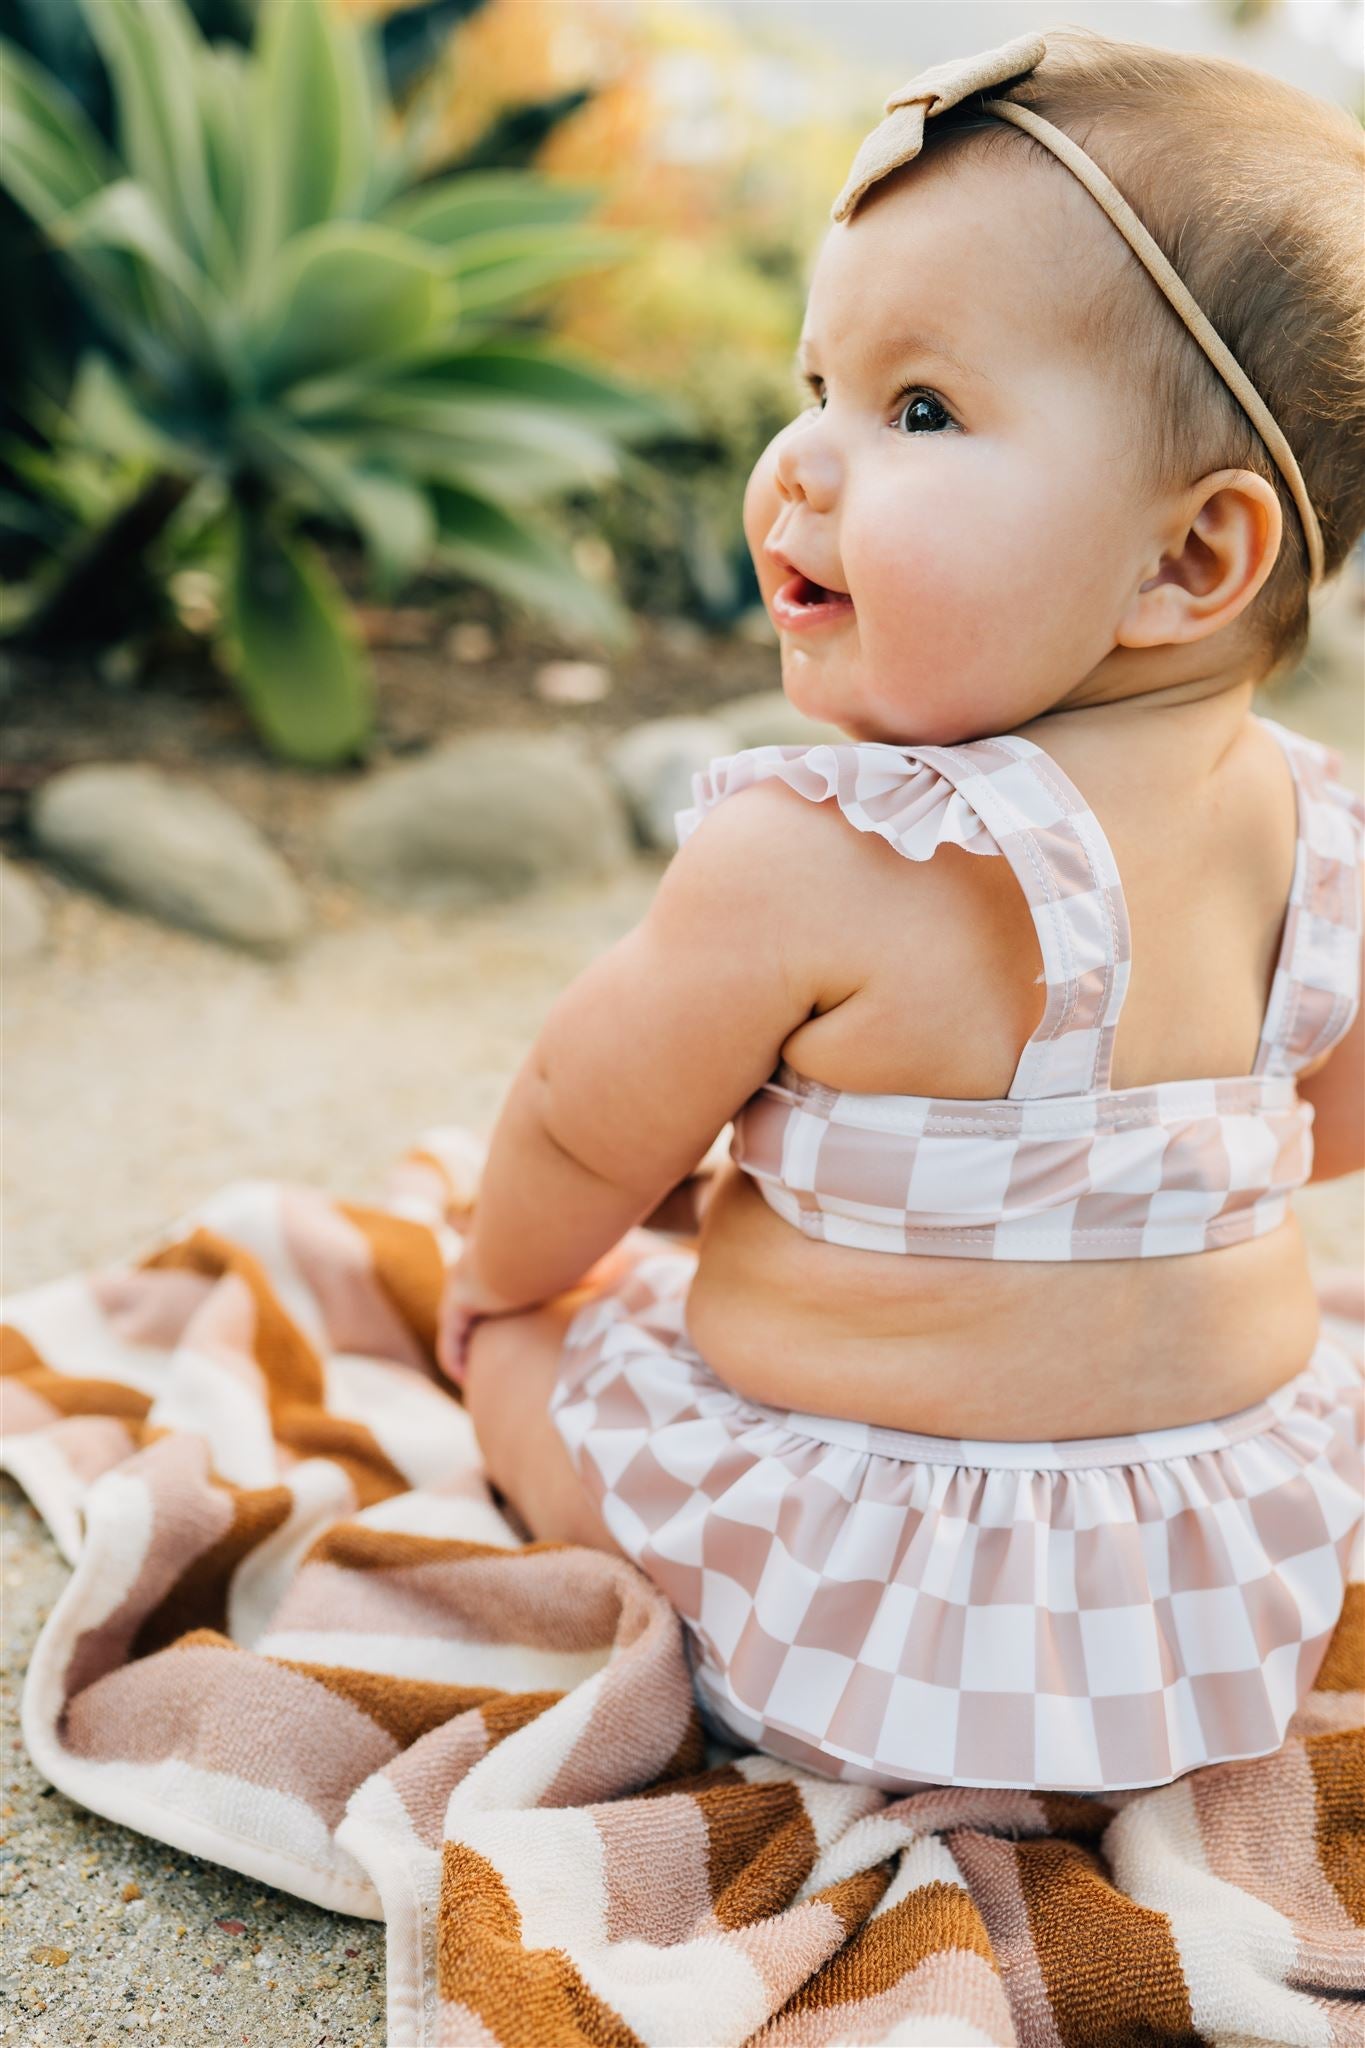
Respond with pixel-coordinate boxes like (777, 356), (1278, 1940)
(532, 659), (612, 705)
(444, 620), (497, 662)
(351, 605), (432, 648)
(570, 534), (615, 583)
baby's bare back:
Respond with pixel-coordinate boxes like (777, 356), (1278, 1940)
(685, 704), (1326, 1436)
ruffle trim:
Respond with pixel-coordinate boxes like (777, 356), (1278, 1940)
(674, 743), (1003, 861)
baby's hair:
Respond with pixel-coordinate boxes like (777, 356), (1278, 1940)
(918, 27), (1365, 678)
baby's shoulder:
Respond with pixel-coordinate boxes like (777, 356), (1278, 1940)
(667, 763), (881, 911)
(678, 738), (1001, 864)
(667, 744), (1027, 982)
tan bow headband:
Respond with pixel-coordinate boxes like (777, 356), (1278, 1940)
(830, 33), (1325, 585)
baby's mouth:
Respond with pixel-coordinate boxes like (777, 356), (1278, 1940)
(772, 573), (855, 630)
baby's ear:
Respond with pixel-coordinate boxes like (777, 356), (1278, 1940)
(1114, 469), (1283, 649)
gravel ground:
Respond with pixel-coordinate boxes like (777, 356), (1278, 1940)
(3, 627), (1361, 2044)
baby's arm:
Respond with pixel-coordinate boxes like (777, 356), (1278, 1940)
(1297, 907), (1365, 1181)
(454, 783), (833, 1314)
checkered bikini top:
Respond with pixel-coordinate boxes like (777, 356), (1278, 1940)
(676, 715), (1364, 1259)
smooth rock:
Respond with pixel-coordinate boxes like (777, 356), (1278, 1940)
(0, 856), (49, 962)
(444, 621), (497, 663)
(323, 731), (633, 908)
(533, 659), (611, 705)
(30, 766), (307, 954)
(712, 688), (846, 750)
(606, 716), (735, 850)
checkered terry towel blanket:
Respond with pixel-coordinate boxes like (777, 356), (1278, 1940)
(3, 1127), (1362, 2047)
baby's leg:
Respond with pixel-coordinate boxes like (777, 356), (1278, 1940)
(463, 1301), (631, 1560)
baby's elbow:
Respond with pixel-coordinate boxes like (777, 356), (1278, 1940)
(1306, 1123), (1365, 1183)
(1297, 990), (1364, 1184)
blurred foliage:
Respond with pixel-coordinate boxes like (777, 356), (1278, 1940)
(1219, 0), (1281, 25)
(0, 0), (485, 468)
(0, 0), (490, 132)
(0, 0), (692, 762)
(377, 0), (875, 624)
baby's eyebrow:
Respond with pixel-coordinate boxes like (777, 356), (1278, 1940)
(796, 329), (990, 385)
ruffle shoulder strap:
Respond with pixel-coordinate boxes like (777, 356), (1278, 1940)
(1253, 717), (1365, 1077)
(675, 734), (1136, 1102)
(674, 741), (1003, 862)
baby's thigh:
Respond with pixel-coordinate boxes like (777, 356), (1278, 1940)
(463, 1302), (629, 1559)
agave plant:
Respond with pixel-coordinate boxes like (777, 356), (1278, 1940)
(0, 0), (689, 762)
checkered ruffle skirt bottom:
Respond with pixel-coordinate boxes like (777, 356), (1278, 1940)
(548, 1237), (1364, 1793)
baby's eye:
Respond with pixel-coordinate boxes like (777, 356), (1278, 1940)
(894, 387), (956, 435)
(797, 375), (957, 435)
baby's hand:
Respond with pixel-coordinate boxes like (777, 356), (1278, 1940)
(435, 1226), (668, 1391)
(435, 1249), (523, 1389)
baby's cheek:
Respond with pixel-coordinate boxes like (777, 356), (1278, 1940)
(742, 437), (786, 573)
(855, 512), (1037, 731)
(857, 507), (973, 650)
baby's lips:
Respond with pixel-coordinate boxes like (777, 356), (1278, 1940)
(771, 574), (856, 630)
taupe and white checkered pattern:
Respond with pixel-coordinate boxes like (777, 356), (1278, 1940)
(677, 717), (1364, 1260)
(550, 1244), (1365, 1792)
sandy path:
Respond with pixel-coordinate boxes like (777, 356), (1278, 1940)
(3, 866), (661, 1292)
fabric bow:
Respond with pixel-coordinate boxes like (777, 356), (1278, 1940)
(830, 32), (1046, 223)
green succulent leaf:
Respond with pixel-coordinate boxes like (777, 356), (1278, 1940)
(294, 383), (624, 505)
(248, 0), (381, 276)
(235, 411), (436, 599)
(440, 225), (641, 316)
(224, 501), (373, 764)
(79, 0), (217, 272)
(194, 41), (254, 291)
(0, 35), (117, 226)
(248, 222), (458, 394)
(7, 0), (690, 719)
(428, 483), (629, 647)
(389, 340), (691, 439)
(363, 433), (613, 508)
(338, 468), (437, 601)
(66, 355), (193, 473)
(311, 383), (617, 457)
(51, 179), (228, 358)
(382, 169), (602, 245)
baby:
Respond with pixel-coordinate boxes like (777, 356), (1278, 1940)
(438, 28), (1365, 1794)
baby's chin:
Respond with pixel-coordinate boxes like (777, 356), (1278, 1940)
(783, 665), (1025, 749)
(782, 678), (958, 748)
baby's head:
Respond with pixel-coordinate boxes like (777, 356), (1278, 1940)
(743, 28), (1364, 745)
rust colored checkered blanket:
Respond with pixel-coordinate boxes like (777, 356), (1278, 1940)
(3, 1127), (1361, 2046)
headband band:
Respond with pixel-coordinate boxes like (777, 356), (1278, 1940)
(830, 34), (1325, 586)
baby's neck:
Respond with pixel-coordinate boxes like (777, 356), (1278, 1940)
(1052, 633), (1263, 722)
(1017, 670), (1259, 781)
